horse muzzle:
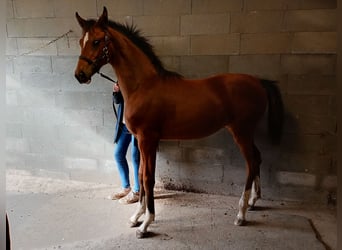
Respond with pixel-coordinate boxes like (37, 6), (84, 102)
(75, 70), (92, 84)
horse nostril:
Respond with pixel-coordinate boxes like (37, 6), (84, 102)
(75, 71), (86, 82)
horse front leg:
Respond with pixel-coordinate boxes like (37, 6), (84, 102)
(134, 137), (158, 238)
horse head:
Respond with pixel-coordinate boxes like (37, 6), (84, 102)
(74, 7), (110, 84)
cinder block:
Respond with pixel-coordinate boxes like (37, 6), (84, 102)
(6, 138), (29, 153)
(6, 58), (14, 74)
(104, 108), (116, 127)
(97, 0), (143, 16)
(22, 124), (58, 139)
(180, 55), (229, 78)
(17, 38), (57, 56)
(6, 153), (25, 168)
(6, 71), (19, 88)
(281, 55), (336, 75)
(20, 72), (62, 90)
(192, 0), (242, 13)
(6, 122), (23, 138)
(231, 11), (283, 33)
(63, 157), (98, 170)
(287, 75), (336, 95)
(144, 0), (191, 15)
(245, 0), (285, 10)
(52, 56), (78, 74)
(159, 56), (181, 73)
(292, 32), (336, 54)
(149, 36), (190, 56)
(96, 126), (115, 144)
(181, 14), (230, 35)
(245, 0), (336, 10)
(7, 0), (14, 18)
(284, 95), (334, 117)
(180, 161), (223, 182)
(56, 125), (97, 141)
(63, 109), (103, 126)
(294, 114), (336, 135)
(7, 18), (78, 38)
(54, 0), (97, 18)
(18, 89), (56, 107)
(22, 107), (64, 125)
(321, 175), (337, 190)
(241, 33), (291, 54)
(13, 0), (54, 18)
(277, 171), (316, 187)
(28, 138), (65, 154)
(284, 9), (336, 32)
(134, 16), (180, 36)
(55, 91), (111, 109)
(56, 37), (80, 56)
(191, 34), (240, 55)
(13, 56), (52, 73)
(229, 55), (281, 78)
(6, 90), (18, 106)
(6, 106), (24, 123)
(6, 38), (18, 56)
(286, 0), (337, 9)
(272, 152), (333, 173)
(64, 140), (105, 158)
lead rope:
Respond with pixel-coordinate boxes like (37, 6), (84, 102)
(97, 71), (119, 119)
(97, 71), (118, 84)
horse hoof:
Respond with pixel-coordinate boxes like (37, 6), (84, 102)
(136, 229), (147, 239)
(128, 220), (138, 228)
(234, 217), (246, 226)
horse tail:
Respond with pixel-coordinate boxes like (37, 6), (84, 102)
(260, 79), (284, 144)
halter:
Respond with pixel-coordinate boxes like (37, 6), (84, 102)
(78, 35), (111, 70)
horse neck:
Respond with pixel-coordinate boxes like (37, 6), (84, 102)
(107, 28), (157, 99)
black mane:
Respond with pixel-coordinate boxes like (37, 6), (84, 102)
(87, 18), (182, 79)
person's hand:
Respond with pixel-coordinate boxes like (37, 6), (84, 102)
(113, 83), (120, 92)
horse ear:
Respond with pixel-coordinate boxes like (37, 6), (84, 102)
(97, 6), (108, 27)
(75, 12), (86, 29)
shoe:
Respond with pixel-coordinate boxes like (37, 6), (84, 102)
(119, 191), (139, 204)
(107, 187), (131, 200)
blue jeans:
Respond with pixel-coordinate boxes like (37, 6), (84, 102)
(113, 124), (140, 193)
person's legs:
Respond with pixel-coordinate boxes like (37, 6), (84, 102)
(118, 136), (140, 204)
(113, 125), (131, 190)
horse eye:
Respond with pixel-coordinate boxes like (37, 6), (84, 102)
(93, 40), (100, 47)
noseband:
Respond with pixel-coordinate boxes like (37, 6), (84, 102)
(78, 35), (111, 70)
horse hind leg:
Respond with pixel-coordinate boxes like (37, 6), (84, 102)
(248, 145), (262, 209)
(229, 128), (259, 226)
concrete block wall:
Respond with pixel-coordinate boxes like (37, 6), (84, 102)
(6, 0), (337, 203)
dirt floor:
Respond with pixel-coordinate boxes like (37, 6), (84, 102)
(6, 170), (336, 250)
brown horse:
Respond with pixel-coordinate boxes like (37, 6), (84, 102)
(74, 7), (284, 238)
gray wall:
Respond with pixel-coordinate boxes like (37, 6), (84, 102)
(6, 0), (337, 203)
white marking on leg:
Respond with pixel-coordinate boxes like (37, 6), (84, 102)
(130, 197), (146, 226)
(83, 32), (89, 48)
(249, 176), (261, 207)
(235, 189), (251, 225)
(138, 210), (155, 234)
